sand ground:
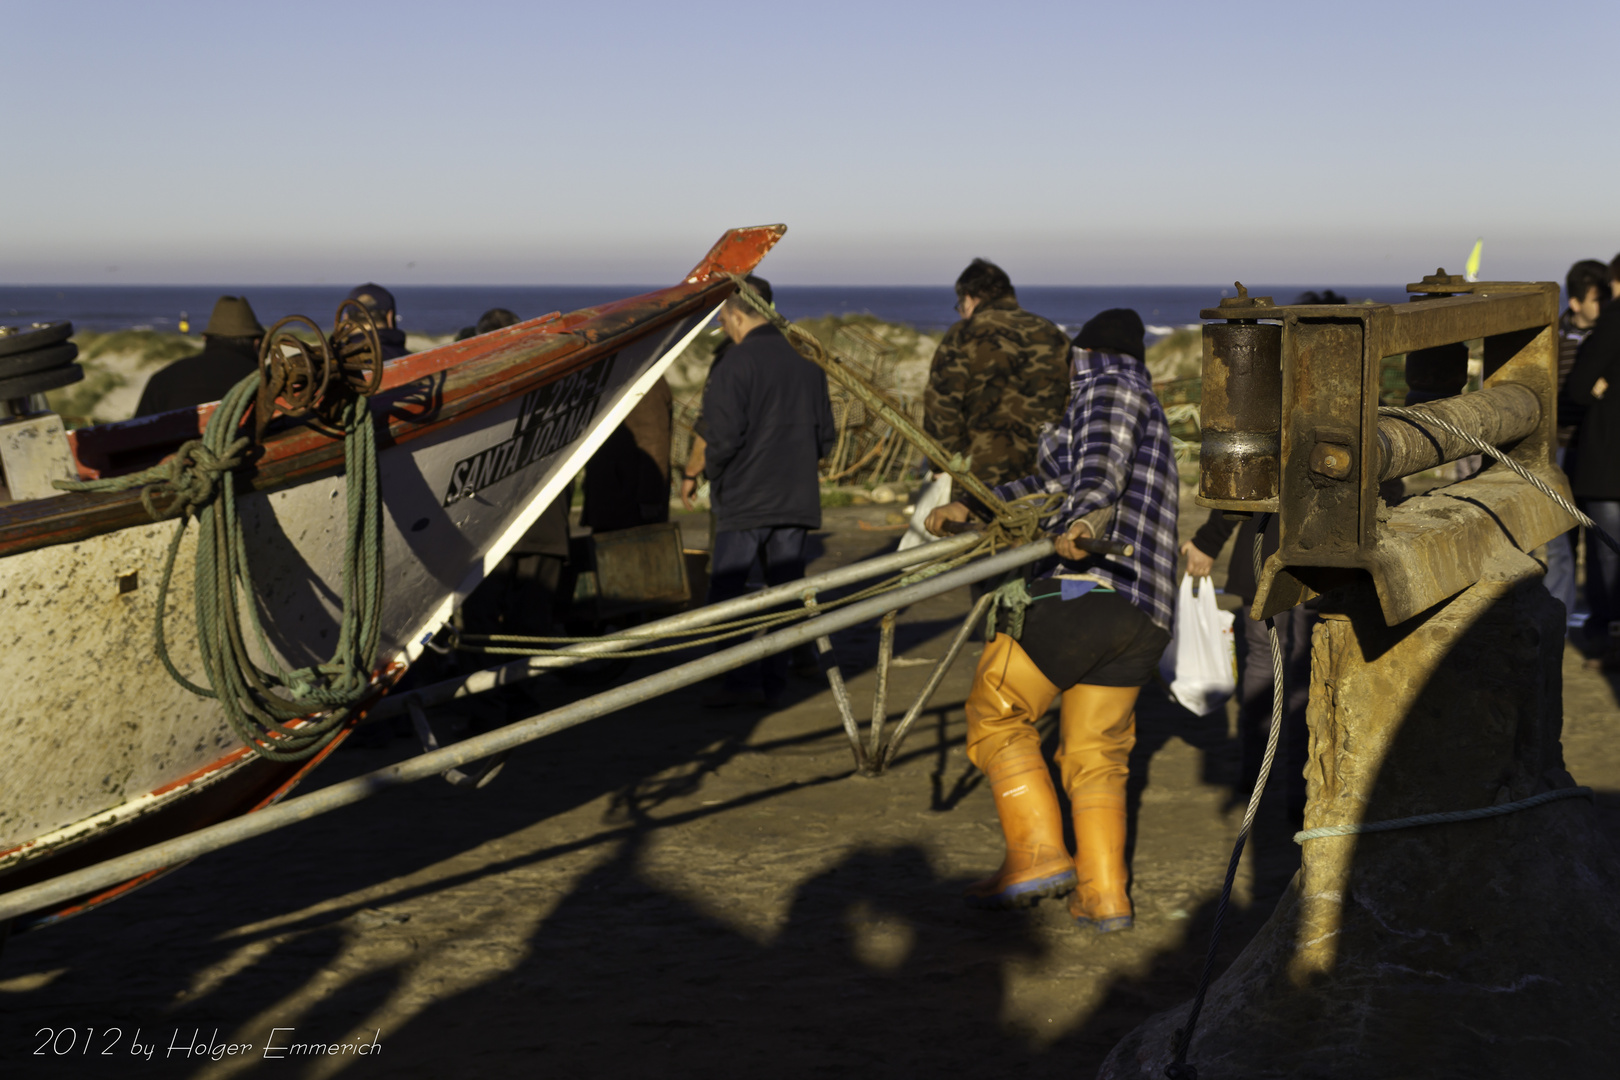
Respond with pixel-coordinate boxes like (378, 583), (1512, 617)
(3, 504), (1617, 1079)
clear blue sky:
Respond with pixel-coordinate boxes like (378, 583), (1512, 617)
(4, 0), (1616, 286)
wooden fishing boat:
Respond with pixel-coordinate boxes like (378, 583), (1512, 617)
(0, 225), (784, 929)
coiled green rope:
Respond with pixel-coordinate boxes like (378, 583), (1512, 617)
(58, 373), (384, 761)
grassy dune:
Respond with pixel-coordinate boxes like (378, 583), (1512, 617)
(50, 331), (203, 426)
(47, 319), (1206, 433)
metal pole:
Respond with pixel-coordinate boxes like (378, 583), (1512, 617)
(866, 611), (897, 768)
(877, 591), (995, 771)
(1376, 382), (1540, 481)
(0, 538), (1053, 924)
(804, 591), (866, 771)
(369, 531), (981, 720)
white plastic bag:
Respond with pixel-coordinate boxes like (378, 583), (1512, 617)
(1160, 574), (1237, 715)
(898, 473), (954, 551)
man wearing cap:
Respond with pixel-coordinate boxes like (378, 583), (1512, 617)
(925, 308), (1177, 934)
(455, 307), (521, 342)
(698, 274), (836, 707)
(136, 295), (264, 417)
(924, 259), (1071, 497)
(346, 283), (410, 361)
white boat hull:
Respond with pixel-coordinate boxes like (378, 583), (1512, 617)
(0, 310), (708, 870)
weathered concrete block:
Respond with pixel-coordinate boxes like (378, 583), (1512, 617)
(1102, 553), (1620, 1079)
(0, 413), (76, 502)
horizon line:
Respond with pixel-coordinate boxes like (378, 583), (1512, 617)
(0, 281), (1422, 290)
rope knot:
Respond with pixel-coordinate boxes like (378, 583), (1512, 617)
(140, 435), (251, 520)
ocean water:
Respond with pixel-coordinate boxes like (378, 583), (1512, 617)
(0, 283), (1416, 338)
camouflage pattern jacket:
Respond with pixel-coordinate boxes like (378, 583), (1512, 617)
(924, 294), (1071, 494)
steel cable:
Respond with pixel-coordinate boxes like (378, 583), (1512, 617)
(1167, 515), (1282, 1078)
(1168, 404), (1617, 1076)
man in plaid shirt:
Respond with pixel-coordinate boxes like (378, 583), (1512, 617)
(927, 309), (1178, 932)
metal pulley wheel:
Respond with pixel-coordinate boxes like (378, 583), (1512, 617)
(0, 342), (79, 380)
(0, 363), (84, 400)
(0, 321), (73, 358)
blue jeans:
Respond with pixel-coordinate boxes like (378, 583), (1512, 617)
(1544, 447), (1578, 623)
(708, 526), (808, 697)
(1580, 499), (1620, 645)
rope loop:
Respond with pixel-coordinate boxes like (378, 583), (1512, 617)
(55, 308), (386, 762)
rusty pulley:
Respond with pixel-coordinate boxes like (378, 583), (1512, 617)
(255, 302), (387, 437)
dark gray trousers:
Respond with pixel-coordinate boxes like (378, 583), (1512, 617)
(1233, 603), (1316, 817)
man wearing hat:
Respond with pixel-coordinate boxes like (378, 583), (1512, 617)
(346, 283), (411, 361)
(136, 295), (265, 417)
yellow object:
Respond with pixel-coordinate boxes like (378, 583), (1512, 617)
(1056, 684), (1140, 926)
(963, 633), (1059, 769)
(178, 314), (190, 333)
(1464, 238), (1483, 283)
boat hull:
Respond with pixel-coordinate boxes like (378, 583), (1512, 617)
(0, 225), (783, 922)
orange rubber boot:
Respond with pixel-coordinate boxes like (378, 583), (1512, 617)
(961, 634), (1073, 909)
(1055, 684), (1139, 932)
(963, 746), (1077, 908)
(1068, 792), (1133, 931)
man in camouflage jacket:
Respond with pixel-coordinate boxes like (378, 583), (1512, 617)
(925, 258), (1071, 497)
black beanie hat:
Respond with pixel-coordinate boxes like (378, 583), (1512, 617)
(1073, 308), (1146, 361)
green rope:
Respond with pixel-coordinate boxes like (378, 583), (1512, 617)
(1293, 786), (1594, 843)
(58, 372), (385, 761)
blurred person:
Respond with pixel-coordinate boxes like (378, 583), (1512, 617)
(1181, 514), (1312, 828)
(925, 312), (1177, 932)
(459, 486), (573, 633)
(346, 283), (410, 360)
(583, 376), (673, 532)
(1559, 253), (1620, 667)
(136, 295), (263, 417)
(1546, 259), (1613, 619)
(680, 332), (733, 510)
(924, 258), (1070, 497)
(698, 275), (835, 707)
(455, 307), (521, 342)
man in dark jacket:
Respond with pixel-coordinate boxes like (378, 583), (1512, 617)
(699, 275), (836, 705)
(924, 258), (1070, 497)
(346, 283), (411, 360)
(1560, 253), (1620, 666)
(1546, 259), (1612, 618)
(135, 295), (263, 417)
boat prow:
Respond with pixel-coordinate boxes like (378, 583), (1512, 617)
(0, 225), (785, 929)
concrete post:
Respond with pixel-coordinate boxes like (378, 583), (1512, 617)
(1102, 551), (1620, 1078)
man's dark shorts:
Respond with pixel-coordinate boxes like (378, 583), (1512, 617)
(998, 585), (1169, 689)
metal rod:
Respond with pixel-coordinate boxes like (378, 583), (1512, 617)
(805, 591), (866, 770)
(0, 539), (1053, 924)
(369, 532), (981, 720)
(878, 591), (995, 771)
(866, 611), (896, 768)
(1376, 382), (1540, 481)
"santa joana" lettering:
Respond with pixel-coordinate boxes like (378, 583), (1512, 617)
(442, 355), (617, 506)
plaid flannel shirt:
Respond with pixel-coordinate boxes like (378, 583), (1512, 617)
(992, 349), (1179, 631)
